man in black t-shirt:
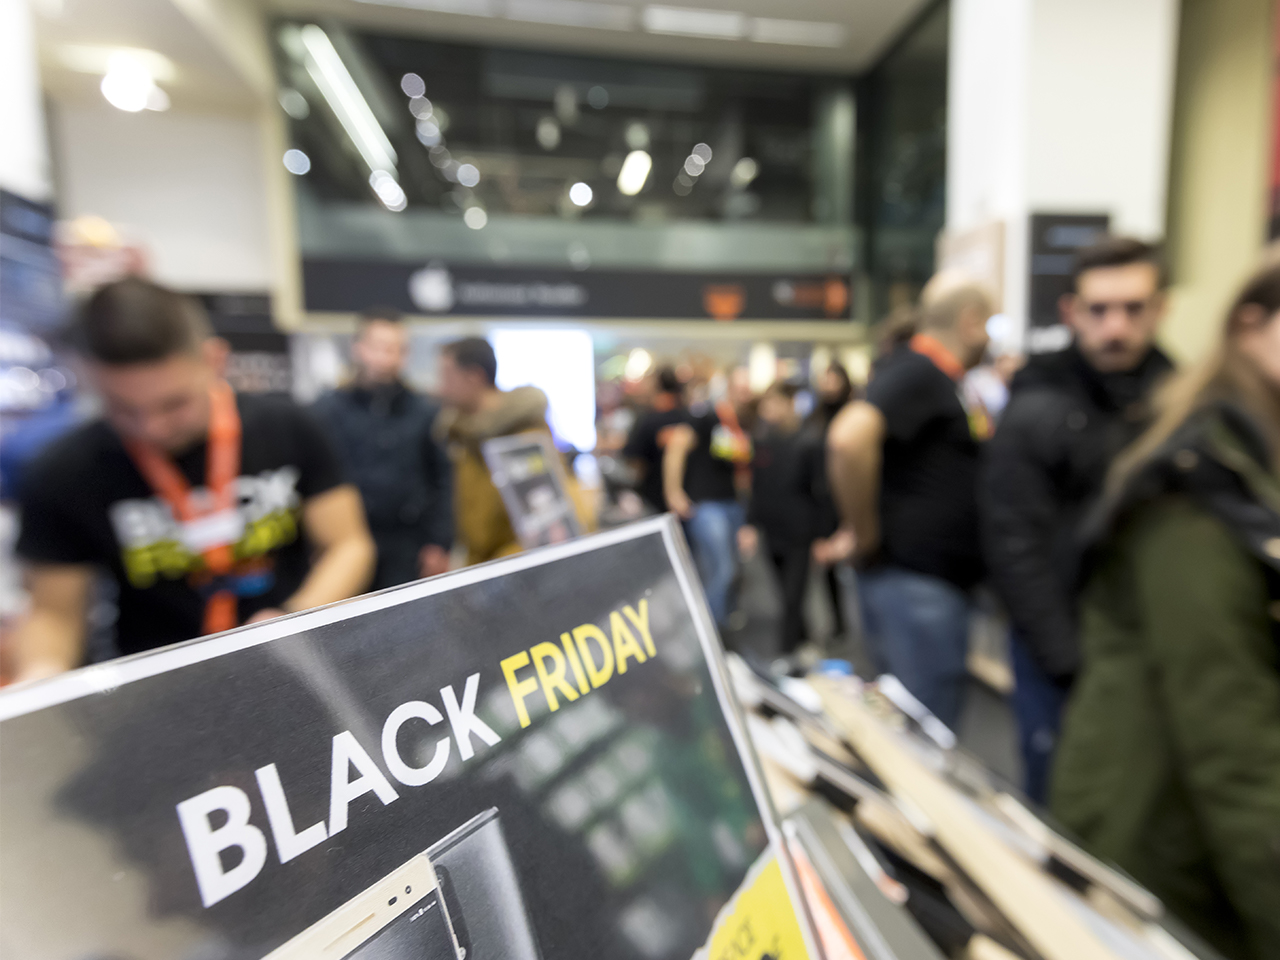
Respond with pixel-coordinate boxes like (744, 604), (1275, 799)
(828, 272), (994, 728)
(12, 278), (375, 680)
(622, 367), (687, 514)
(662, 392), (751, 629)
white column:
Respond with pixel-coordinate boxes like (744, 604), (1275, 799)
(946, 0), (1180, 352)
(0, 0), (52, 201)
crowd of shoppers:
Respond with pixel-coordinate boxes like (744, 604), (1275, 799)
(9, 240), (1280, 958)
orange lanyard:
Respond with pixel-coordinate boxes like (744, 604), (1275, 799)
(909, 333), (965, 382)
(124, 380), (242, 634)
(910, 333), (994, 441)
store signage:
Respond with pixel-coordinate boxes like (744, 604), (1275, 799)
(304, 257), (852, 321)
(0, 517), (814, 960)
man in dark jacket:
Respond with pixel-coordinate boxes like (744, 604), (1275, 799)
(313, 308), (453, 589)
(981, 237), (1172, 801)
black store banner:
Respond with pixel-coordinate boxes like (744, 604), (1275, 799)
(302, 258), (853, 321)
(0, 517), (812, 960)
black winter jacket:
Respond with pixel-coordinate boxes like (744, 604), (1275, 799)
(979, 345), (1172, 682)
(312, 382), (453, 548)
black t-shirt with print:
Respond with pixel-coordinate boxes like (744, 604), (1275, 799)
(683, 410), (738, 504)
(865, 346), (983, 588)
(623, 404), (688, 511)
(16, 393), (344, 656)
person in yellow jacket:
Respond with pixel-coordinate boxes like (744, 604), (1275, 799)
(436, 337), (593, 566)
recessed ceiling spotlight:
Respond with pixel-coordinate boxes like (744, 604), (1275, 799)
(730, 156), (759, 187)
(569, 182), (593, 206)
(283, 149), (311, 175)
(401, 73), (426, 98)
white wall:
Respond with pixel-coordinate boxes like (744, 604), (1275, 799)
(947, 0), (1179, 346)
(1026, 0), (1178, 237)
(0, 0), (52, 200)
(52, 101), (272, 291)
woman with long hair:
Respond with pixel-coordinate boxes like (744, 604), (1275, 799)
(1051, 253), (1280, 959)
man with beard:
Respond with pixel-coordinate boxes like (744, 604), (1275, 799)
(313, 308), (453, 588)
(981, 236), (1172, 801)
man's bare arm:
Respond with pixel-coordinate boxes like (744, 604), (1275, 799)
(827, 401), (886, 557)
(11, 564), (92, 683)
(281, 484), (375, 614)
(661, 424), (697, 519)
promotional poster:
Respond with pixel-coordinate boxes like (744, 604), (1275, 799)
(0, 517), (813, 960)
(482, 432), (582, 550)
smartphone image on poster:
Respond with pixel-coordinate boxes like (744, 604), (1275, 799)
(265, 853), (462, 960)
(428, 808), (542, 960)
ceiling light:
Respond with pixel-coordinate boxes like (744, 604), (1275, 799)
(691, 142), (712, 163)
(464, 206), (488, 229)
(536, 116), (561, 150)
(673, 178), (692, 197)
(100, 54), (164, 113)
(642, 5), (745, 39)
(616, 150), (652, 196)
(749, 17), (845, 47)
(279, 88), (310, 119)
(283, 149), (312, 175)
(624, 121), (650, 151)
(145, 86), (170, 111)
(683, 155), (706, 177)
(409, 96), (433, 119)
(299, 25), (397, 176)
(352, 0), (496, 14)
(416, 119), (441, 146)
(457, 163), (480, 187)
(506, 0), (633, 30)
(569, 182), (593, 206)
(58, 45), (175, 82)
(370, 170), (407, 211)
(729, 156), (758, 187)
(401, 73), (426, 97)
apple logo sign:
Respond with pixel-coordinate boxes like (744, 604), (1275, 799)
(409, 262), (454, 313)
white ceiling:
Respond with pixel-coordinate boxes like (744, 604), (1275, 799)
(269, 0), (936, 74)
(34, 0), (933, 115)
(34, 0), (260, 110)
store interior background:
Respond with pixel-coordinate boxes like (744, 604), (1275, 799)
(1, 0), (1277, 776)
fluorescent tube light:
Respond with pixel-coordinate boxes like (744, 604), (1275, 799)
(750, 17), (845, 47)
(617, 150), (652, 196)
(506, 0), (633, 30)
(299, 25), (397, 176)
(351, 0), (496, 14)
(642, 5), (745, 39)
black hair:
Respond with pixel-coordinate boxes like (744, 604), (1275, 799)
(654, 366), (682, 395)
(77, 277), (212, 365)
(441, 336), (497, 386)
(1071, 236), (1167, 293)
(357, 305), (404, 334)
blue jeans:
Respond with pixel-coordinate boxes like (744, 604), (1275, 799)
(684, 500), (745, 627)
(1010, 631), (1068, 805)
(857, 566), (971, 730)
